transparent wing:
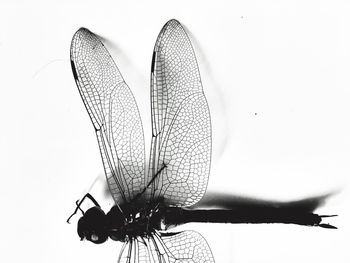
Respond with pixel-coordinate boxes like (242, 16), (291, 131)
(157, 231), (215, 263)
(117, 231), (215, 263)
(117, 240), (136, 263)
(147, 19), (212, 206)
(117, 238), (157, 263)
(70, 28), (146, 204)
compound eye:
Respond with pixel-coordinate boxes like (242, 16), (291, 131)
(89, 232), (108, 244)
(91, 234), (99, 242)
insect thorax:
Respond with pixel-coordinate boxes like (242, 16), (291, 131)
(107, 204), (163, 241)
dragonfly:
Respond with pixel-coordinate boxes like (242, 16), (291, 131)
(68, 19), (336, 263)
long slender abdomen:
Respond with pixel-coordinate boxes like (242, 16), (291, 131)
(163, 207), (334, 228)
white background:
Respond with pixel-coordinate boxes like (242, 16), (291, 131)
(1, 0), (349, 262)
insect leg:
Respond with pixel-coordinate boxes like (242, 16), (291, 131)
(66, 193), (101, 223)
(75, 199), (84, 214)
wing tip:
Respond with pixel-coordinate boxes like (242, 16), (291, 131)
(164, 19), (182, 29)
(167, 18), (181, 24)
(76, 27), (91, 33)
(72, 27), (94, 41)
(154, 19), (186, 48)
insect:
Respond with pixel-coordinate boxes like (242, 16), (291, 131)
(68, 19), (336, 262)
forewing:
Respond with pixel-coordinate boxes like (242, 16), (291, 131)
(147, 20), (212, 206)
(70, 28), (145, 204)
(117, 232), (214, 263)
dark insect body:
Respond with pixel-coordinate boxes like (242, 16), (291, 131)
(68, 19), (336, 263)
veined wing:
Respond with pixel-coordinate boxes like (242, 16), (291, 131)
(117, 231), (214, 263)
(70, 28), (146, 204)
(147, 20), (212, 206)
